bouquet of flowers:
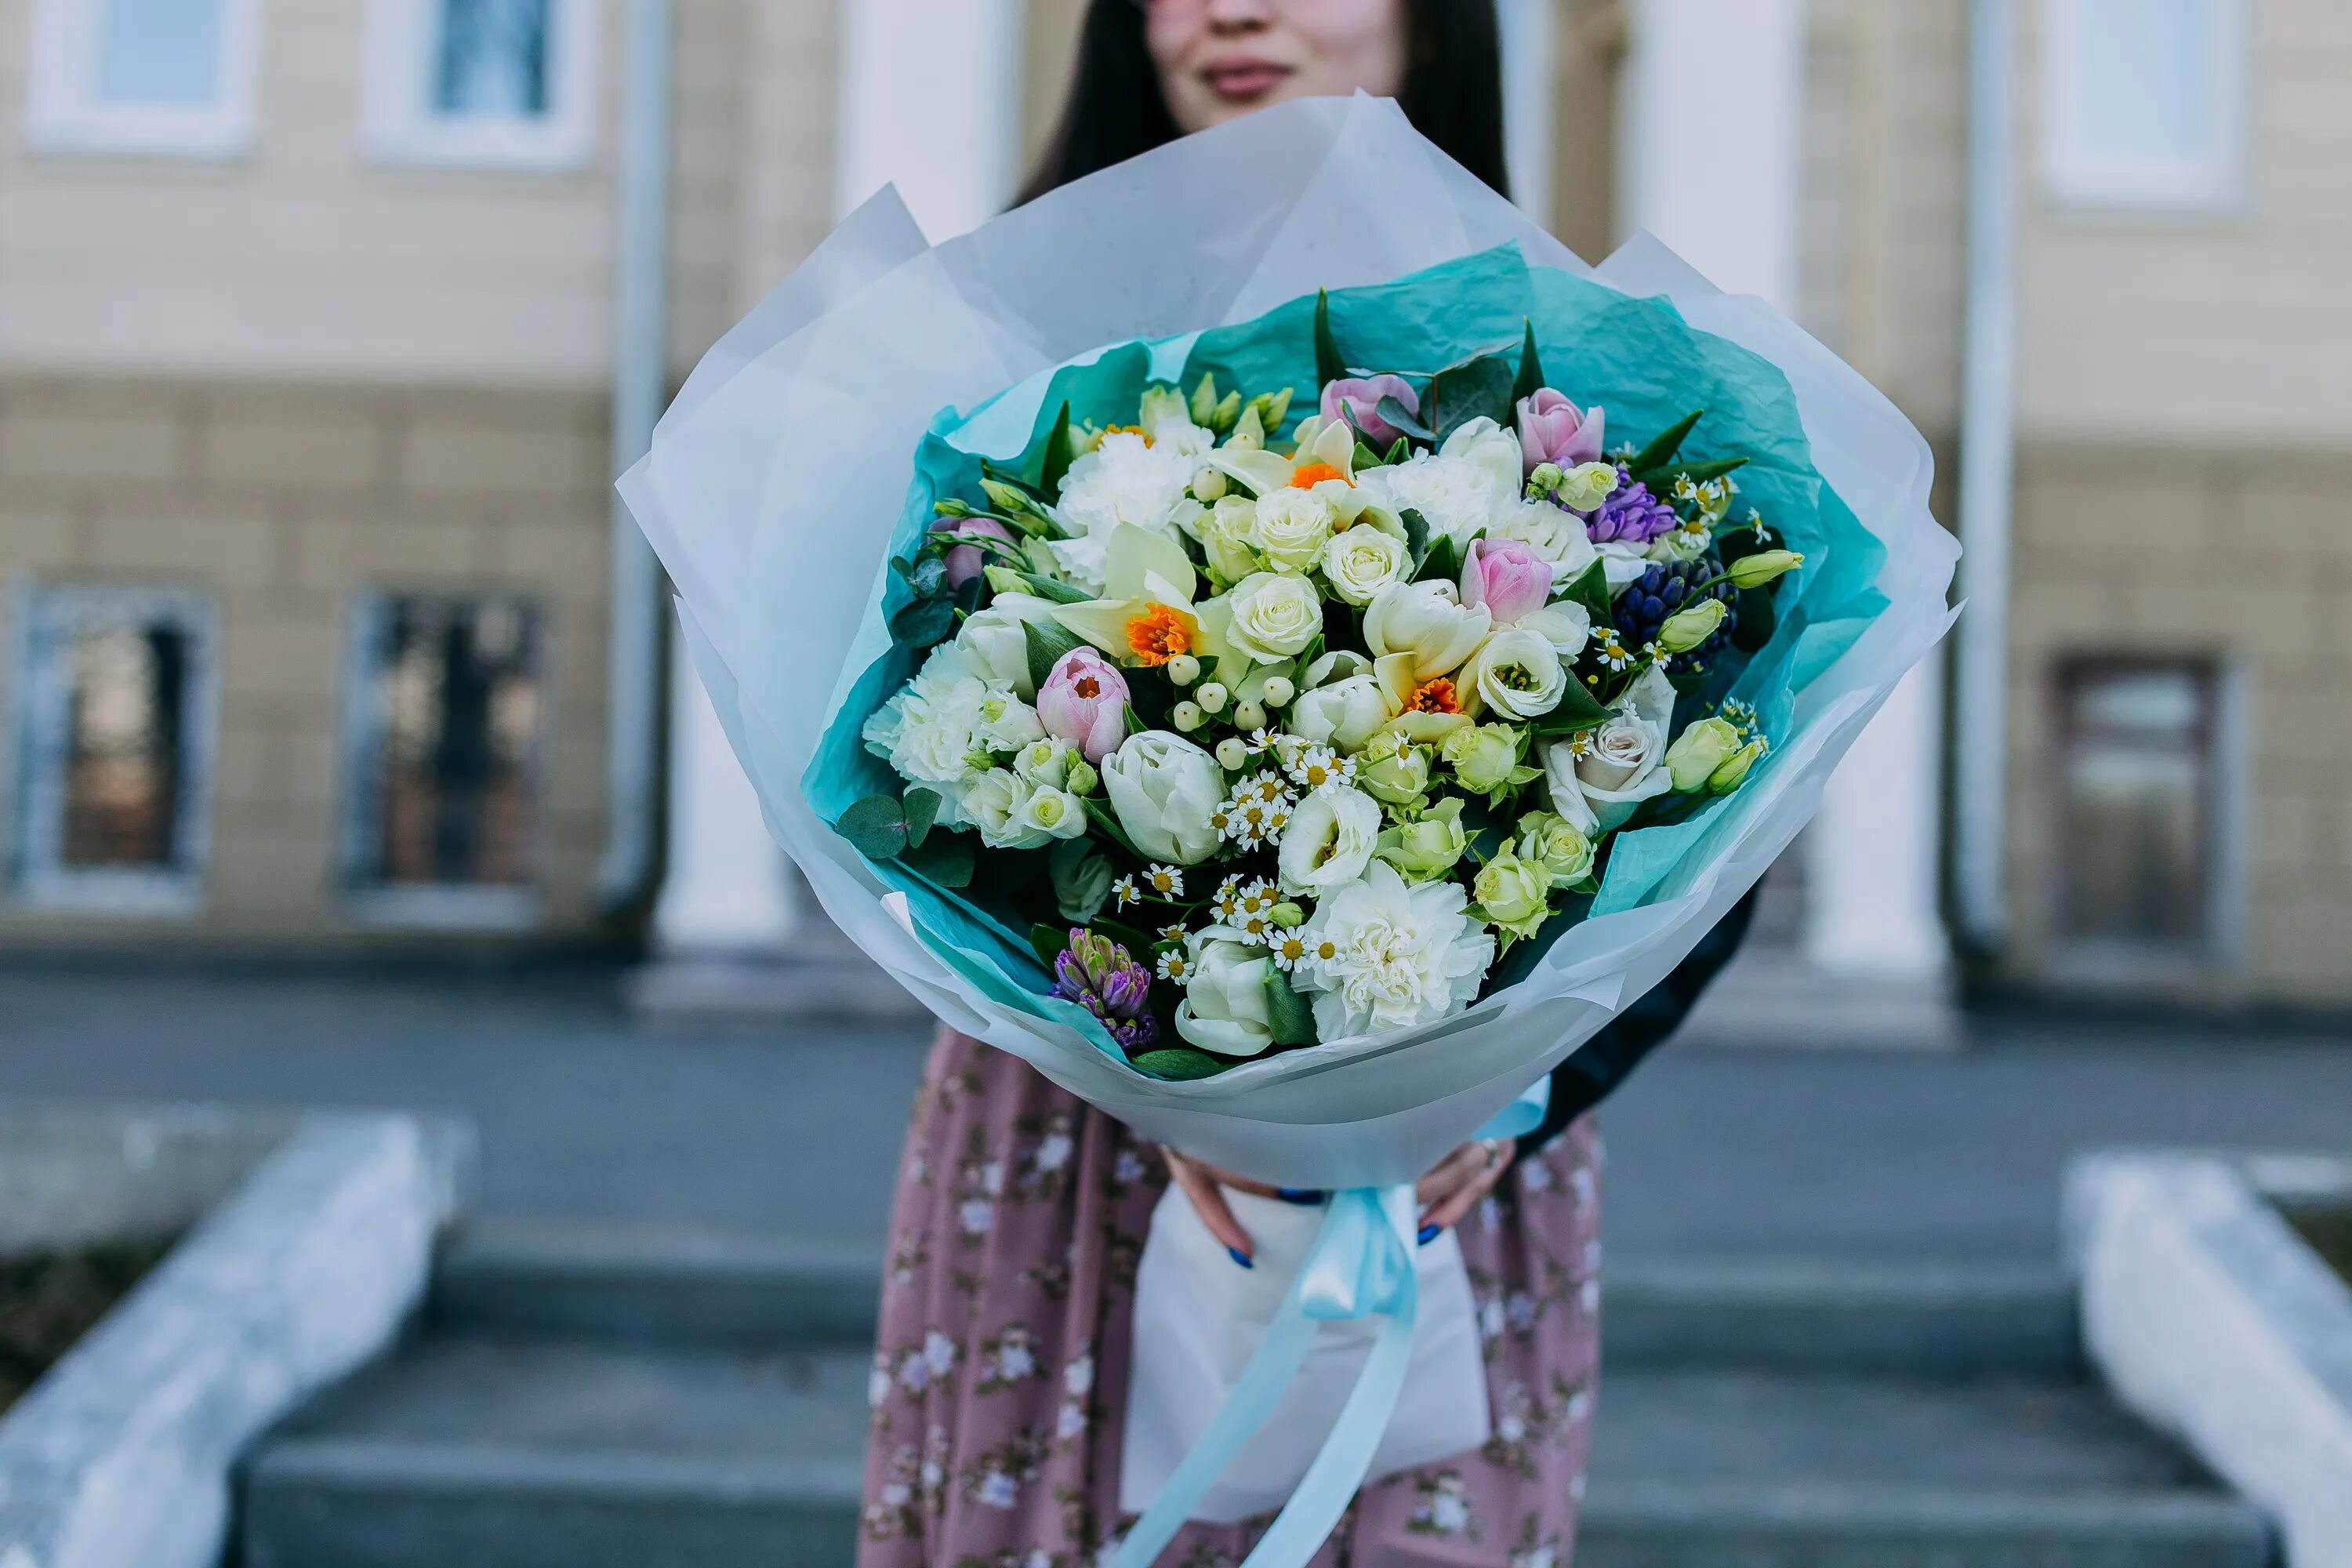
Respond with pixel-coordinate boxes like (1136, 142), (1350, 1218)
(622, 96), (1957, 1555)
(840, 308), (1805, 1079)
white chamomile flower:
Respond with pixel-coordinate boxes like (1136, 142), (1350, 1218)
(1266, 931), (1311, 971)
(1158, 921), (1189, 946)
(1110, 876), (1142, 909)
(1244, 727), (1282, 755)
(1286, 743), (1356, 795)
(1641, 640), (1665, 665)
(1211, 875), (1247, 922)
(1155, 949), (1193, 983)
(1144, 863), (1185, 898)
(1595, 630), (1636, 672)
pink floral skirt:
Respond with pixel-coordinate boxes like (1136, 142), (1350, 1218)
(859, 1028), (1602, 1568)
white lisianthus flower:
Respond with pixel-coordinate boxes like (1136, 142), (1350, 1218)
(1488, 499), (1600, 585)
(1224, 571), (1325, 662)
(1276, 785), (1381, 897)
(955, 592), (1058, 699)
(1290, 860), (1495, 1038)
(861, 644), (1007, 820)
(1517, 601), (1593, 662)
(1102, 731), (1225, 865)
(1051, 424), (1213, 593)
(1248, 487), (1339, 573)
(1461, 626), (1568, 720)
(1319, 524), (1410, 606)
(960, 768), (1029, 848)
(1540, 664), (1676, 833)
(974, 691), (1045, 752)
(1363, 580), (1492, 680)
(1016, 782), (1089, 841)
(1289, 652), (1392, 753)
(1174, 929), (1278, 1058)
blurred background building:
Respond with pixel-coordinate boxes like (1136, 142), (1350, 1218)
(0, 0), (2343, 1016)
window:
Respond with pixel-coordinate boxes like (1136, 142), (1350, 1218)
(8, 584), (219, 914)
(361, 0), (598, 171)
(24, 0), (260, 158)
(2053, 657), (2234, 965)
(339, 593), (550, 927)
(2042, 0), (2249, 210)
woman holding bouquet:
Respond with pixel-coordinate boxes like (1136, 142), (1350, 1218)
(859, 4), (1755, 1566)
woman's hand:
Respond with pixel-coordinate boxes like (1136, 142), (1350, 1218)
(1162, 1139), (1515, 1268)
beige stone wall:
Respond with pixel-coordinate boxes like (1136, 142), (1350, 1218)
(2003, 441), (2352, 1005)
(0, 376), (612, 947)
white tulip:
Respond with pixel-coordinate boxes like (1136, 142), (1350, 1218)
(1174, 931), (1278, 1057)
(1363, 580), (1492, 680)
(1102, 731), (1225, 865)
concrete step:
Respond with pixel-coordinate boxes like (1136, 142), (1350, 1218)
(239, 1337), (2267, 1568)
(238, 1336), (867, 1568)
(432, 1224), (2079, 1377)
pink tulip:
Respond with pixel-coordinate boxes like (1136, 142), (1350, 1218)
(1516, 388), (1604, 473)
(930, 515), (1014, 588)
(1460, 538), (1554, 626)
(1038, 648), (1131, 764)
(1320, 375), (1421, 448)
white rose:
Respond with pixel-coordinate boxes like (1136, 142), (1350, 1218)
(1539, 665), (1676, 833)
(1363, 580), (1492, 680)
(1461, 626), (1567, 720)
(1290, 861), (1496, 1038)
(1181, 495), (1263, 583)
(1224, 571), (1325, 662)
(1319, 524), (1409, 606)
(1102, 731), (1224, 865)
(1174, 931), (1277, 1058)
(1276, 785), (1382, 896)
(955, 592), (1058, 698)
(1488, 499), (1599, 584)
(1249, 488), (1338, 573)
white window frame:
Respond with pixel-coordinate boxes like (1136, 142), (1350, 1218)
(336, 588), (552, 932)
(2039, 0), (2252, 213)
(6, 581), (220, 918)
(24, 0), (260, 159)
(359, 0), (600, 172)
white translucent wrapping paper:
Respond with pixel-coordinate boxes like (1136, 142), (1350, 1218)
(620, 95), (1959, 1191)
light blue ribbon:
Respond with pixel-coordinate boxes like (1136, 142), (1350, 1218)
(1113, 1077), (1551, 1568)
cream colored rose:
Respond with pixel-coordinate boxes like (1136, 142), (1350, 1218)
(1224, 571), (1324, 662)
(1319, 524), (1410, 606)
(1249, 488), (1338, 573)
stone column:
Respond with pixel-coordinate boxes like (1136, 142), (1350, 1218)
(1617, 0), (1951, 1011)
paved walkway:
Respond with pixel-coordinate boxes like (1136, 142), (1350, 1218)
(2, 960), (2347, 1262)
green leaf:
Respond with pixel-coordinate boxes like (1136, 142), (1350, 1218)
(837, 796), (908, 860)
(1530, 677), (1611, 734)
(1006, 569), (1088, 604)
(1352, 440), (1384, 471)
(1313, 289), (1346, 390)
(901, 832), (975, 889)
(1374, 395), (1434, 442)
(1381, 435), (1410, 466)
(888, 596), (956, 648)
(1031, 922), (1070, 967)
(1038, 401), (1076, 496)
(1082, 797), (1145, 861)
(1425, 354), (1514, 444)
(1632, 456), (1749, 492)
(1023, 618), (1090, 692)
(1561, 559), (1613, 624)
(1263, 969), (1319, 1047)
(1731, 588), (1777, 652)
(1626, 408), (1704, 475)
(902, 786), (942, 850)
(1130, 1047), (1234, 1081)
(1510, 318), (1545, 405)
(1399, 507), (1430, 563)
(1414, 533), (1461, 585)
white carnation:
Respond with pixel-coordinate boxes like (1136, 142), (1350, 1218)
(1050, 426), (1213, 593)
(861, 644), (1004, 818)
(1290, 860), (1495, 1038)
(1354, 417), (1523, 545)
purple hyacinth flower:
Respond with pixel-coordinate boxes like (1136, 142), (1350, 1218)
(1052, 927), (1159, 1053)
(1585, 466), (1680, 545)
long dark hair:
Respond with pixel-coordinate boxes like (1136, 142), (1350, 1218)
(1019, 0), (1511, 205)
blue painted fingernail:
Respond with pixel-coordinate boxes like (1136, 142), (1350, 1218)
(1417, 1223), (1441, 1247)
(1276, 1188), (1327, 1205)
(1227, 1247), (1254, 1269)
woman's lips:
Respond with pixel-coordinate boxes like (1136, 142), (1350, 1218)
(1200, 60), (1294, 102)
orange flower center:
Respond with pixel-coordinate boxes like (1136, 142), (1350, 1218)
(1289, 462), (1350, 489)
(1124, 605), (1193, 666)
(1106, 423), (1154, 448)
(1074, 676), (1101, 699)
(1406, 677), (1461, 715)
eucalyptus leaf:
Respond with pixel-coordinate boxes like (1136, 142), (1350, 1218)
(1313, 289), (1346, 389)
(1263, 969), (1318, 1047)
(837, 796), (908, 860)
(1426, 354), (1514, 444)
(1130, 1047), (1234, 1081)
(1374, 396), (1434, 442)
(909, 554), (949, 599)
(1626, 408), (1704, 474)
(902, 786), (942, 849)
(888, 596), (956, 648)
(1023, 619), (1090, 692)
(1511, 318), (1545, 405)
(901, 832), (975, 889)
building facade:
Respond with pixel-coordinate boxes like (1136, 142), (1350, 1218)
(2, 0), (2345, 1012)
